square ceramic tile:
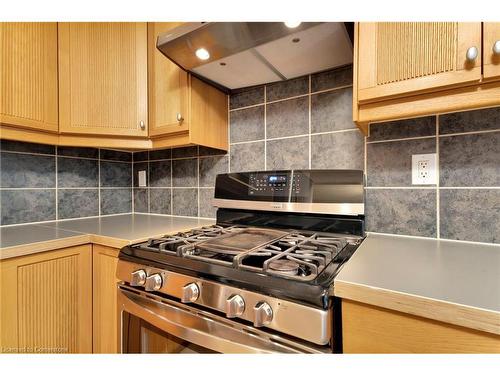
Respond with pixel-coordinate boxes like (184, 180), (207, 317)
(266, 97), (309, 139)
(199, 156), (228, 187)
(149, 160), (172, 187)
(229, 106), (265, 143)
(266, 76), (308, 102)
(57, 157), (98, 188)
(172, 159), (197, 187)
(266, 137), (309, 170)
(439, 107), (500, 134)
(172, 188), (198, 217)
(199, 188), (216, 218)
(0, 140), (55, 155)
(230, 86), (264, 110)
(439, 132), (500, 187)
(1, 189), (56, 225)
(134, 188), (149, 213)
(58, 189), (99, 219)
(100, 188), (132, 215)
(311, 87), (355, 133)
(100, 161), (132, 187)
(311, 65), (353, 92)
(440, 189), (499, 243)
(150, 188), (172, 215)
(149, 148), (171, 161)
(229, 142), (265, 172)
(311, 131), (364, 170)
(367, 138), (436, 187)
(368, 116), (436, 142)
(366, 189), (437, 237)
(0, 152), (55, 188)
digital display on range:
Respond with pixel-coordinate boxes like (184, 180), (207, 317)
(268, 175), (287, 183)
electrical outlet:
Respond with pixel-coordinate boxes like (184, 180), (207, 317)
(412, 153), (437, 185)
(138, 170), (147, 187)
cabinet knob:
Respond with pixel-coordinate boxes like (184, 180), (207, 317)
(465, 46), (478, 62)
(176, 113), (184, 123)
(139, 120), (146, 130)
(493, 40), (500, 55)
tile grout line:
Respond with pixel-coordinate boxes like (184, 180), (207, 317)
(170, 156), (173, 216)
(228, 84), (353, 112)
(98, 148), (101, 216)
(264, 84), (267, 170)
(55, 146), (58, 220)
(197, 146), (200, 218)
(227, 94), (231, 174)
(308, 74), (312, 169)
(436, 116), (441, 239)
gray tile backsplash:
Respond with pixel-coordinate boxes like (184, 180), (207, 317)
(0, 141), (134, 225)
(2, 65), (497, 245)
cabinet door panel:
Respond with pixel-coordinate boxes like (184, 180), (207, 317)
(0, 22), (58, 132)
(92, 245), (120, 353)
(148, 22), (190, 137)
(357, 22), (482, 103)
(483, 23), (500, 80)
(0, 245), (92, 353)
(58, 22), (148, 137)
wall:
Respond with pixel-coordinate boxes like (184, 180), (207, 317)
(132, 65), (365, 218)
(0, 141), (133, 225)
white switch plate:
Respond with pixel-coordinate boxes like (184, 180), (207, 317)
(412, 153), (437, 185)
(138, 170), (147, 187)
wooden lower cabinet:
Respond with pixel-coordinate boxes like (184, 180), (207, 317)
(342, 299), (500, 353)
(0, 245), (92, 353)
(92, 244), (120, 353)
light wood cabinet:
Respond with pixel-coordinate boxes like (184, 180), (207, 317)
(58, 22), (148, 137)
(342, 299), (500, 353)
(148, 22), (228, 150)
(0, 245), (92, 353)
(357, 22), (482, 103)
(92, 244), (120, 354)
(0, 22), (58, 132)
(483, 23), (500, 80)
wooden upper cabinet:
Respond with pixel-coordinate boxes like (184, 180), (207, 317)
(483, 23), (500, 80)
(58, 22), (148, 137)
(357, 22), (482, 103)
(148, 22), (189, 136)
(0, 22), (58, 132)
(148, 22), (228, 150)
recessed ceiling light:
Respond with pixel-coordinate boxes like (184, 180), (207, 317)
(195, 48), (210, 60)
(284, 21), (301, 28)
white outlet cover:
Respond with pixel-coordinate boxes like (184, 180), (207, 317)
(412, 153), (437, 185)
(138, 170), (147, 187)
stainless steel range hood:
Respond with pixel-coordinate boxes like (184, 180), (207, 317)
(156, 22), (353, 92)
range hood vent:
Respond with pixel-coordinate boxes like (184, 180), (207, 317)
(156, 22), (353, 93)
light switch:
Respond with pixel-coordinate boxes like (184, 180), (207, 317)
(138, 170), (147, 187)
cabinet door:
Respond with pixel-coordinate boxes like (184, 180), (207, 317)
(357, 22), (482, 103)
(0, 22), (58, 132)
(483, 23), (500, 80)
(0, 245), (92, 353)
(58, 22), (148, 137)
(92, 245), (120, 353)
(148, 22), (190, 137)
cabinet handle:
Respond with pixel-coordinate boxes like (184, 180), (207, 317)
(465, 46), (478, 62)
(493, 40), (500, 55)
(139, 120), (146, 130)
(176, 113), (184, 123)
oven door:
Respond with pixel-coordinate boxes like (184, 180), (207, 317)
(118, 284), (326, 354)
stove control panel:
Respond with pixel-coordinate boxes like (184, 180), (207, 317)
(249, 173), (290, 196)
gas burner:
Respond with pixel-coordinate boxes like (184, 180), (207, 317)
(268, 259), (300, 276)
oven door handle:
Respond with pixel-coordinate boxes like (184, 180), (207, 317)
(118, 286), (317, 354)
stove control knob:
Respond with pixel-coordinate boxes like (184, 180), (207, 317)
(225, 294), (245, 318)
(144, 273), (163, 291)
(253, 302), (273, 327)
(181, 283), (200, 303)
(130, 269), (147, 286)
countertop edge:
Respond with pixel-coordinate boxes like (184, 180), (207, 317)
(334, 279), (500, 336)
(0, 234), (91, 260)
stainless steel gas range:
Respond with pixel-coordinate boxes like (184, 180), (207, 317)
(116, 169), (365, 353)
